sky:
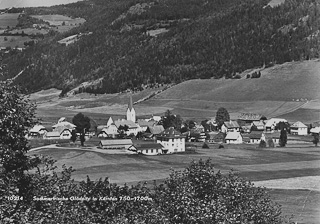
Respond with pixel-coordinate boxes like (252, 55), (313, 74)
(0, 0), (83, 9)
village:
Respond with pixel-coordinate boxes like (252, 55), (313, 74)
(27, 95), (320, 155)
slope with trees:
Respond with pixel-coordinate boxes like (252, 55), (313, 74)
(1, 0), (320, 95)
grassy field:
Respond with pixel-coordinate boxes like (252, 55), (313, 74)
(0, 13), (19, 28)
(30, 143), (320, 223)
(268, 0), (286, 8)
(0, 35), (32, 48)
(31, 15), (85, 32)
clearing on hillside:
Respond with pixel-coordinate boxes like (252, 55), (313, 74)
(0, 13), (19, 28)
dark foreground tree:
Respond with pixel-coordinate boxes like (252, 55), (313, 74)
(279, 129), (287, 147)
(215, 107), (230, 128)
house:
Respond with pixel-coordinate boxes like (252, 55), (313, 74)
(144, 125), (165, 139)
(28, 124), (47, 138)
(97, 124), (118, 138)
(310, 127), (320, 134)
(251, 121), (265, 131)
(137, 119), (157, 132)
(238, 113), (264, 123)
(52, 121), (76, 131)
(249, 131), (266, 144)
(114, 119), (140, 136)
(265, 118), (287, 132)
(206, 131), (225, 143)
(225, 132), (243, 144)
(128, 141), (164, 155)
(99, 139), (133, 149)
(45, 126), (72, 139)
(221, 120), (240, 133)
(265, 132), (280, 145)
(156, 127), (185, 153)
(290, 121), (308, 135)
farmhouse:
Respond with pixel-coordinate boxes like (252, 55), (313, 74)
(144, 125), (165, 139)
(265, 132), (280, 145)
(128, 141), (164, 155)
(238, 113), (264, 123)
(97, 123), (118, 138)
(249, 131), (266, 144)
(156, 127), (185, 153)
(99, 139), (133, 149)
(251, 121), (265, 131)
(28, 124), (47, 138)
(52, 121), (76, 131)
(290, 121), (308, 135)
(221, 120), (240, 133)
(225, 132), (243, 144)
(137, 119), (157, 132)
(265, 118), (287, 132)
(114, 119), (140, 136)
(45, 126), (72, 139)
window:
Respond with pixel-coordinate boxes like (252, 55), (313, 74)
(146, 150), (148, 154)
(151, 149), (153, 153)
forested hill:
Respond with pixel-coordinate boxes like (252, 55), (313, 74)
(1, 0), (320, 95)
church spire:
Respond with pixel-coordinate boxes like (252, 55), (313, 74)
(128, 94), (133, 111)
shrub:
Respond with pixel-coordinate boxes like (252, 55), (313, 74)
(218, 144), (224, 149)
(202, 142), (209, 148)
(268, 138), (275, 148)
(259, 140), (267, 148)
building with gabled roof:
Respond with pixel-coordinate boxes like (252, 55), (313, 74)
(225, 132), (243, 144)
(290, 121), (308, 135)
(45, 126), (72, 139)
(221, 120), (240, 133)
(156, 127), (185, 153)
(52, 121), (76, 131)
(99, 139), (133, 149)
(249, 131), (265, 144)
(114, 119), (140, 136)
(128, 141), (164, 155)
(28, 124), (47, 138)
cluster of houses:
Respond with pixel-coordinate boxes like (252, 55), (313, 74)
(28, 96), (319, 155)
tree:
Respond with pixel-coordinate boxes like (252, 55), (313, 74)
(153, 159), (284, 223)
(279, 129), (287, 147)
(159, 110), (183, 130)
(72, 113), (91, 133)
(215, 107), (230, 128)
(313, 133), (319, 147)
(117, 125), (129, 138)
(259, 140), (267, 148)
(70, 129), (77, 143)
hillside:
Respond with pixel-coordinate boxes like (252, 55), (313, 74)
(31, 60), (320, 124)
(1, 0), (320, 95)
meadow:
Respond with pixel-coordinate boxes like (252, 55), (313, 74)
(0, 13), (19, 28)
(31, 15), (85, 32)
(30, 142), (320, 223)
(0, 35), (31, 48)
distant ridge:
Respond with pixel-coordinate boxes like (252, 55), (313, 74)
(0, 0), (83, 9)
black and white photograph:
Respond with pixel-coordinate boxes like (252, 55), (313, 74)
(0, 0), (319, 223)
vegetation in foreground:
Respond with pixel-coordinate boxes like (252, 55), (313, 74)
(0, 82), (292, 222)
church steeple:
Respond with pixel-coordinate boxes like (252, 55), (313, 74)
(126, 94), (136, 122)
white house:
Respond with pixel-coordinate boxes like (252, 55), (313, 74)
(225, 132), (243, 144)
(265, 118), (287, 132)
(52, 121), (76, 131)
(290, 121), (308, 135)
(156, 127), (185, 153)
(249, 131), (266, 144)
(28, 124), (47, 138)
(128, 141), (164, 155)
(98, 124), (118, 138)
(45, 126), (72, 139)
(114, 119), (140, 136)
(221, 120), (240, 133)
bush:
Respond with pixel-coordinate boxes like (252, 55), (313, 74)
(268, 138), (275, 148)
(218, 144), (224, 149)
(259, 140), (267, 148)
(202, 142), (209, 148)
